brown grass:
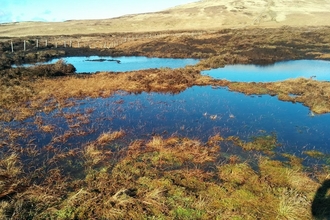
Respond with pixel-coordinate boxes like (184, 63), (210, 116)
(0, 132), (328, 219)
(0, 153), (24, 199)
(0, 67), (219, 121)
(96, 130), (126, 146)
(40, 125), (55, 133)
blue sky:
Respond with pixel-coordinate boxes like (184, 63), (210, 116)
(0, 0), (197, 23)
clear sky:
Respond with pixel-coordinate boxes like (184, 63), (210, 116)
(0, 0), (198, 23)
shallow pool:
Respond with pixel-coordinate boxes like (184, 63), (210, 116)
(43, 56), (199, 73)
(202, 60), (330, 82)
(8, 86), (329, 161)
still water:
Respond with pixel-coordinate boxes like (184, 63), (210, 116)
(6, 58), (330, 164)
(11, 86), (330, 160)
(44, 56), (199, 73)
(202, 60), (330, 82)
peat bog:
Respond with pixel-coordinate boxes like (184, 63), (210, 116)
(1, 26), (330, 219)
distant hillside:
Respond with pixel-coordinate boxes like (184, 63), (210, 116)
(1, 0), (330, 37)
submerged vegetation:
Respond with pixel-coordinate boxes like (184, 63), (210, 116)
(227, 133), (279, 154)
(0, 132), (329, 219)
(1, 26), (330, 219)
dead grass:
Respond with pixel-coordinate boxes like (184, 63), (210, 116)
(0, 132), (328, 219)
(0, 153), (24, 199)
(82, 130), (125, 169)
(40, 125), (55, 133)
(96, 130), (126, 146)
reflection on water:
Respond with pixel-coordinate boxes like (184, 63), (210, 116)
(8, 86), (330, 161)
(202, 60), (330, 82)
(43, 56), (199, 73)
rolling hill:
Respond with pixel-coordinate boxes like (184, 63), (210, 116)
(1, 0), (330, 37)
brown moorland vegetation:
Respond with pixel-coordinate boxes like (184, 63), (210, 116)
(2, 26), (330, 66)
(1, 25), (330, 219)
(0, 64), (220, 121)
(1, 131), (329, 219)
(1, 26), (330, 121)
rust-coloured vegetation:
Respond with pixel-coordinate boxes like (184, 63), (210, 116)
(0, 132), (328, 219)
(1, 26), (330, 219)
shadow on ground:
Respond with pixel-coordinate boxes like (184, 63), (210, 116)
(312, 179), (330, 219)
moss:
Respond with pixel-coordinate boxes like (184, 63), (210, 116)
(172, 206), (204, 220)
(56, 207), (75, 220)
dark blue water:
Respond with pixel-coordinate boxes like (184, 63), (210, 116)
(202, 60), (330, 82)
(13, 86), (330, 159)
(43, 56), (199, 73)
(7, 58), (330, 164)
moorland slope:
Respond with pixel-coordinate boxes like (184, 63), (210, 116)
(1, 0), (330, 37)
